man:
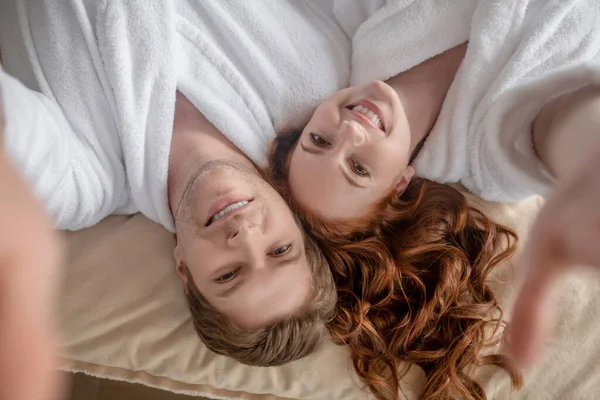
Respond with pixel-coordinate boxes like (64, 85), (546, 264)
(168, 92), (336, 362)
(0, 1), (342, 397)
(1, 60), (338, 400)
(0, 57), (337, 358)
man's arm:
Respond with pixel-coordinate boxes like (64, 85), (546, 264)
(0, 92), (65, 400)
(0, 66), (126, 230)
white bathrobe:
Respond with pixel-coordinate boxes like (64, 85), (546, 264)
(0, 0), (350, 231)
(334, 0), (600, 202)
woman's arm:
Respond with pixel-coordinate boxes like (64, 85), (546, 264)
(509, 86), (600, 367)
(533, 86), (600, 181)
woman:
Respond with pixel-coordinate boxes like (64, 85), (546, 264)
(270, 1), (600, 399)
(270, 44), (524, 400)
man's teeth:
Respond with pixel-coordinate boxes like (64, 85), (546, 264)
(351, 105), (384, 130)
(210, 200), (249, 224)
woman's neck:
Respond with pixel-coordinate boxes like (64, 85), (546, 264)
(386, 42), (467, 155)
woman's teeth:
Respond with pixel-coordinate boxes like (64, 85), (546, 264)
(351, 105), (384, 131)
(209, 200), (249, 224)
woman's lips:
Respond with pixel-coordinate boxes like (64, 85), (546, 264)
(347, 99), (386, 134)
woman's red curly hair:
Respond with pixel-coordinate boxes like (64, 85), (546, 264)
(268, 130), (523, 400)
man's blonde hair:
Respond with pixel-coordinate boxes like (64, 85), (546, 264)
(182, 227), (337, 366)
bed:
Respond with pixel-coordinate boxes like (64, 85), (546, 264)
(56, 191), (600, 399)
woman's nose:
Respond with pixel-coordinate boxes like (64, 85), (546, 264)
(339, 120), (367, 147)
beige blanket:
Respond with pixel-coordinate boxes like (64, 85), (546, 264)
(57, 192), (600, 399)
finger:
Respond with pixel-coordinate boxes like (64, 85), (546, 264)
(508, 274), (558, 368)
(506, 227), (564, 367)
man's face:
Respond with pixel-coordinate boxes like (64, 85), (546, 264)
(174, 160), (313, 329)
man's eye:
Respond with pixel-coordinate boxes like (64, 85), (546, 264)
(216, 269), (239, 283)
(310, 133), (330, 147)
(351, 160), (369, 177)
(270, 244), (292, 257)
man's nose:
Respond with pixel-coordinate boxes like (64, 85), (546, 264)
(226, 222), (266, 269)
(226, 221), (261, 247)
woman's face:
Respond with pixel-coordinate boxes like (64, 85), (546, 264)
(288, 80), (414, 221)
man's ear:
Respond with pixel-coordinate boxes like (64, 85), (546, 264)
(395, 166), (415, 196)
(174, 245), (189, 293)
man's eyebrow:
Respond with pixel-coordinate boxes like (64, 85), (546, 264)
(216, 250), (303, 299)
(212, 262), (242, 279)
(300, 142), (323, 155)
(216, 279), (243, 299)
(277, 248), (303, 267)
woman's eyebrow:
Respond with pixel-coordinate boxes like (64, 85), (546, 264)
(340, 165), (365, 188)
(300, 142), (323, 155)
(300, 142), (365, 188)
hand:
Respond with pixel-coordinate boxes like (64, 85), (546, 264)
(507, 144), (600, 367)
(0, 134), (65, 399)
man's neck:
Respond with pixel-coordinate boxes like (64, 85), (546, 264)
(386, 42), (467, 155)
(168, 93), (254, 217)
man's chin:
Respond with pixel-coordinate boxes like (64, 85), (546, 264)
(193, 161), (257, 193)
(196, 159), (254, 180)
(176, 160), (261, 223)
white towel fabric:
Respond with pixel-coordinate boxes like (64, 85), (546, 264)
(336, 0), (600, 202)
(0, 0), (350, 231)
(174, 0), (349, 168)
(0, 0), (177, 230)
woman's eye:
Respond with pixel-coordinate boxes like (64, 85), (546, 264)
(310, 133), (330, 147)
(270, 244), (292, 256)
(216, 269), (239, 283)
(351, 160), (369, 177)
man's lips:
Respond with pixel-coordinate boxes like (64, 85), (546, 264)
(205, 196), (253, 226)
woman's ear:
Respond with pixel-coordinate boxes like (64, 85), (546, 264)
(395, 166), (415, 196)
